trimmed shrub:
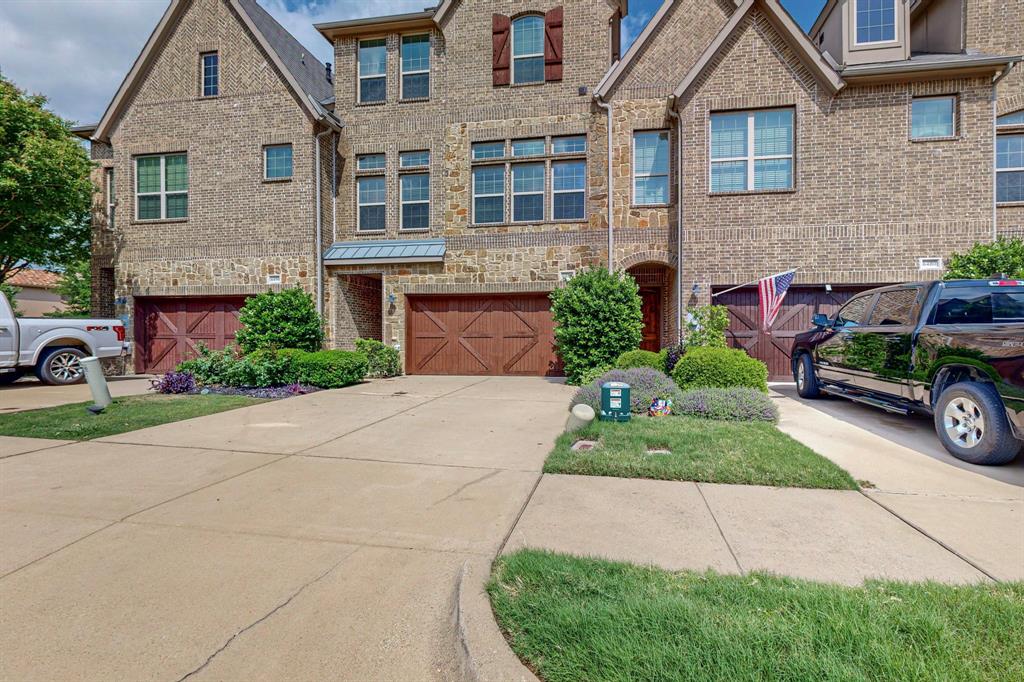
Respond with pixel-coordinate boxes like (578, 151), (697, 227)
(662, 343), (685, 374)
(675, 387), (778, 422)
(235, 287), (325, 354)
(577, 363), (614, 387)
(615, 349), (666, 372)
(684, 304), (730, 349)
(177, 345), (240, 385)
(292, 350), (368, 389)
(356, 338), (402, 378)
(550, 268), (643, 384)
(571, 368), (683, 415)
(944, 237), (1024, 279)
(233, 349), (301, 387)
(672, 347), (769, 393)
(150, 371), (197, 394)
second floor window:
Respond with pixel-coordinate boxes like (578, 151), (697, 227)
(105, 168), (115, 230)
(855, 0), (896, 44)
(997, 134), (1023, 204)
(357, 176), (386, 231)
(401, 173), (429, 230)
(911, 96), (955, 139)
(512, 16), (544, 84)
(264, 144), (293, 180)
(553, 160), (586, 220)
(710, 108), (794, 193)
(512, 163), (544, 222)
(201, 52), (218, 97)
(136, 153), (187, 220)
(359, 39), (386, 103)
(472, 166), (505, 224)
(401, 34), (430, 100)
(633, 131), (670, 205)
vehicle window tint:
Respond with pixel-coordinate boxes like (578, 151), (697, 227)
(835, 295), (872, 327)
(867, 289), (918, 325)
(993, 292), (1024, 322)
(934, 289), (992, 324)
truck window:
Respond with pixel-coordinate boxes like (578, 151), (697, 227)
(993, 292), (1024, 323)
(834, 294), (872, 328)
(867, 288), (919, 326)
(934, 288), (1024, 324)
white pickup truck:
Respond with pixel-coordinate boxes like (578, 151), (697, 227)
(0, 291), (131, 385)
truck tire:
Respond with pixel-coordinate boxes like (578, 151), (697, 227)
(934, 382), (1022, 465)
(36, 347), (88, 386)
(795, 353), (821, 399)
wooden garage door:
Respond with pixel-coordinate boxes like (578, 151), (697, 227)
(715, 286), (876, 381)
(134, 297), (247, 374)
(406, 295), (561, 376)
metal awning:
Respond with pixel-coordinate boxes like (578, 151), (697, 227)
(323, 238), (446, 266)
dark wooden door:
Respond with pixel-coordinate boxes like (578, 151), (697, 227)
(134, 297), (247, 374)
(714, 286), (876, 381)
(405, 295), (561, 376)
(639, 288), (662, 352)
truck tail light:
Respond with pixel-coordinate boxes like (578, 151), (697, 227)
(114, 325), (126, 341)
(989, 280), (1024, 287)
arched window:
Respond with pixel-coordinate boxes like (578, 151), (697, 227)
(511, 15), (544, 84)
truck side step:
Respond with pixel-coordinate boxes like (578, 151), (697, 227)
(820, 384), (910, 415)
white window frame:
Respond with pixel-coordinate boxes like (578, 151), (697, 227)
(358, 37), (387, 104)
(356, 175), (386, 232)
(997, 132), (1024, 205)
(400, 33), (430, 100)
(105, 168), (115, 230)
(134, 153), (187, 221)
(472, 141), (506, 160)
(632, 130), (670, 206)
(511, 162), (545, 223)
(552, 135), (587, 154)
(399, 150), (430, 168)
(853, 0), (899, 46)
(511, 15), (545, 85)
(201, 51), (218, 97)
(400, 172), (430, 231)
(910, 95), (956, 140)
(263, 144), (293, 180)
(551, 159), (586, 221)
(472, 165), (506, 225)
(709, 109), (794, 193)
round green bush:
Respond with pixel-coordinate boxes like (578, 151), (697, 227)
(672, 347), (768, 393)
(355, 338), (402, 378)
(576, 363), (614, 387)
(293, 350), (368, 389)
(235, 287), (325, 354)
(614, 349), (666, 372)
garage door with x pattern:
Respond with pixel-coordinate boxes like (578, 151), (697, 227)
(406, 295), (561, 376)
(134, 297), (247, 374)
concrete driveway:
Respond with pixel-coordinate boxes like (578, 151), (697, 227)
(0, 375), (574, 681)
(0, 376), (153, 414)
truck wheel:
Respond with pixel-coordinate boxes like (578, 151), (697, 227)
(795, 353), (820, 399)
(36, 347), (88, 386)
(934, 382), (1022, 465)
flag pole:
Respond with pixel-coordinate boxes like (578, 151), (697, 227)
(710, 268), (798, 299)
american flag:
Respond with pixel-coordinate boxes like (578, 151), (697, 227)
(758, 270), (796, 332)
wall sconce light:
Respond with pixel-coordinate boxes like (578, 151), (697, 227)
(387, 293), (397, 305)
(825, 284), (832, 292)
(691, 282), (701, 295)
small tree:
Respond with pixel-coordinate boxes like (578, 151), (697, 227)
(550, 268), (643, 384)
(684, 305), (730, 349)
(234, 287), (324, 354)
(944, 238), (1024, 280)
(0, 282), (21, 316)
(45, 260), (91, 317)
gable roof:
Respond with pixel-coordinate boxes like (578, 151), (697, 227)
(92, 0), (339, 142)
(8, 269), (62, 290)
(594, 0), (677, 98)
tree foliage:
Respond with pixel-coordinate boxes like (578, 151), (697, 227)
(685, 305), (730, 348)
(45, 259), (91, 317)
(944, 238), (1024, 280)
(0, 75), (94, 282)
(0, 282), (21, 316)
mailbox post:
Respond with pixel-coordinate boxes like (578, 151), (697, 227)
(600, 381), (631, 422)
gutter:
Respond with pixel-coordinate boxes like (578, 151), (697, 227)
(594, 95), (614, 273)
(666, 96), (683, 344)
(840, 55), (1020, 78)
(314, 129), (331, 317)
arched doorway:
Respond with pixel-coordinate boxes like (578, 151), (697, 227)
(626, 263), (674, 352)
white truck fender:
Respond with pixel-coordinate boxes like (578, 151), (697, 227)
(30, 329), (96, 365)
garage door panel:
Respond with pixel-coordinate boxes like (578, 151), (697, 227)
(135, 297), (247, 374)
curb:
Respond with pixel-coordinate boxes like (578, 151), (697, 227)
(454, 558), (539, 682)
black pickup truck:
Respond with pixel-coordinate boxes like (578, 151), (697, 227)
(791, 279), (1024, 465)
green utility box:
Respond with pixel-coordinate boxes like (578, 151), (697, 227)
(600, 381), (631, 422)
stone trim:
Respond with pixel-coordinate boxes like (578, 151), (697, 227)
(121, 240), (313, 261)
(130, 283), (284, 296)
(399, 281), (557, 295)
(618, 250), (675, 270)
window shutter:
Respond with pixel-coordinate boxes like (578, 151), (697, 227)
(544, 7), (564, 82)
(492, 14), (511, 86)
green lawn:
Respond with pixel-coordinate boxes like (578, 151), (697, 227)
(489, 550), (1024, 682)
(545, 415), (857, 490)
(0, 394), (265, 441)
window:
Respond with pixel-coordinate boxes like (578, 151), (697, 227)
(867, 289), (919, 326)
(553, 135), (586, 154)
(997, 134), (1024, 203)
(710, 109), (794, 192)
(553, 160), (585, 220)
(511, 15), (544, 84)
(512, 163), (544, 222)
(357, 176), (385, 231)
(400, 150), (429, 168)
(512, 138), (545, 157)
(400, 173), (429, 230)
(201, 52), (218, 97)
(472, 141), (505, 160)
(358, 38), (386, 103)
(633, 131), (670, 205)
(855, 0), (896, 44)
(472, 166), (505, 224)
(401, 34), (430, 100)
(135, 153), (187, 220)
(835, 294), (873, 327)
(997, 111), (1024, 126)
(105, 168), (115, 230)
(357, 153), (386, 171)
(264, 144), (293, 180)
(911, 96), (955, 139)
(934, 288), (1024, 325)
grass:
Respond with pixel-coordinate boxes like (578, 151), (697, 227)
(544, 415), (857, 490)
(0, 394), (265, 441)
(489, 550), (1024, 682)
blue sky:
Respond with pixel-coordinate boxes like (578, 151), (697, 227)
(0, 0), (826, 125)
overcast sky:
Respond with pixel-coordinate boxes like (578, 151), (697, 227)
(0, 0), (824, 126)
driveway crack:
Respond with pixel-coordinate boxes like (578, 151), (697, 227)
(430, 469), (501, 507)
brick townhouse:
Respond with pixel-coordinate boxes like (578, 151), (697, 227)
(78, 0), (1022, 379)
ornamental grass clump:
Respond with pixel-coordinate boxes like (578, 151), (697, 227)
(675, 387), (779, 422)
(571, 367), (683, 415)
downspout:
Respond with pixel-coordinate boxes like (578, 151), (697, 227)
(666, 96), (683, 344)
(315, 129), (331, 317)
(992, 60), (1018, 241)
(595, 95), (614, 273)
(332, 132), (338, 243)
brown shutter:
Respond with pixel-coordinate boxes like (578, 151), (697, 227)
(544, 7), (564, 82)
(492, 14), (511, 86)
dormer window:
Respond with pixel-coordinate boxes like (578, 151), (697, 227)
(512, 16), (545, 84)
(855, 0), (896, 44)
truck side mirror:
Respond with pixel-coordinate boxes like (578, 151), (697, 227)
(812, 313), (830, 328)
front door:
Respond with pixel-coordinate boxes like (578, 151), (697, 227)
(639, 288), (661, 352)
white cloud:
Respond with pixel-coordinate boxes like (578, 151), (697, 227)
(0, 0), (424, 125)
